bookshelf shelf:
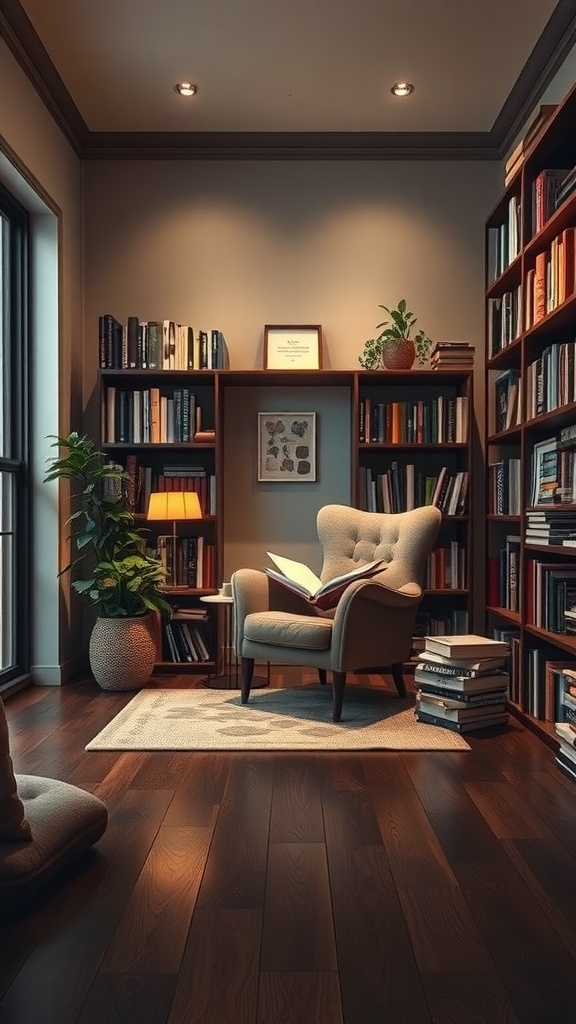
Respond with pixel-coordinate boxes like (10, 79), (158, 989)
(485, 79), (576, 751)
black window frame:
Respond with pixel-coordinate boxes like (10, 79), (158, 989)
(0, 179), (30, 688)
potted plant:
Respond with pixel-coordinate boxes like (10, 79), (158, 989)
(44, 432), (172, 690)
(359, 298), (433, 370)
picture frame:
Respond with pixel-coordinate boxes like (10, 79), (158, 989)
(258, 412), (316, 482)
(264, 325), (322, 370)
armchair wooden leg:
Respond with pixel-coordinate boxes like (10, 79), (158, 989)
(391, 662), (407, 698)
(241, 657), (255, 704)
(318, 669), (327, 685)
(332, 671), (346, 723)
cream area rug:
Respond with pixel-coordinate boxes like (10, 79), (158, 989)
(85, 686), (470, 751)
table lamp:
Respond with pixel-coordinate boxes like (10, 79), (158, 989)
(146, 490), (202, 587)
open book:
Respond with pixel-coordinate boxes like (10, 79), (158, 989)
(264, 551), (386, 611)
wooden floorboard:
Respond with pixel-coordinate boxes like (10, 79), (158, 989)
(2, 672), (576, 1024)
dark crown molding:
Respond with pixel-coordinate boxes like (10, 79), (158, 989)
(0, 0), (574, 160)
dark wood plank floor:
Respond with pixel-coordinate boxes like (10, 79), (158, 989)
(3, 669), (576, 1024)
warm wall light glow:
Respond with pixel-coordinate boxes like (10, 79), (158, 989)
(174, 82), (198, 97)
(391, 82), (414, 97)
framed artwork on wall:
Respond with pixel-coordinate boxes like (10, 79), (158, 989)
(263, 325), (322, 370)
(258, 413), (317, 482)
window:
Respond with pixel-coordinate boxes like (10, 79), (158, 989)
(0, 182), (29, 689)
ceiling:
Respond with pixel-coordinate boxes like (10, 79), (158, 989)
(1, 0), (575, 158)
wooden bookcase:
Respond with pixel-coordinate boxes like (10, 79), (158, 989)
(99, 359), (475, 674)
(100, 365), (221, 673)
(485, 81), (576, 746)
(356, 368), (473, 650)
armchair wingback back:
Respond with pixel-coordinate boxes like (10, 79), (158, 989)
(317, 503), (441, 592)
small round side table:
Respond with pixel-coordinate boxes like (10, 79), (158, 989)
(200, 594), (269, 690)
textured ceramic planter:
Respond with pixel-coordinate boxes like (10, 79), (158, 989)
(381, 337), (416, 370)
(89, 614), (156, 690)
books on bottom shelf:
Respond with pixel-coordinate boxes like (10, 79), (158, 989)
(164, 620), (211, 663)
(555, 721), (576, 781)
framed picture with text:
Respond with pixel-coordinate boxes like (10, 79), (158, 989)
(258, 412), (317, 482)
(264, 325), (322, 370)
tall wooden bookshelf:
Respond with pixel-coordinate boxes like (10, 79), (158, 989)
(485, 81), (576, 747)
(100, 362), (221, 673)
(355, 368), (473, 648)
(99, 357), (475, 674)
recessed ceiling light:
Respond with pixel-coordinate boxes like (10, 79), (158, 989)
(174, 82), (198, 97)
(391, 82), (414, 97)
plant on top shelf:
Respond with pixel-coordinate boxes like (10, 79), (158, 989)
(44, 432), (171, 620)
(358, 298), (433, 370)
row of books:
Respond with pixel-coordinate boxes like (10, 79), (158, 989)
(487, 458), (521, 515)
(529, 434), (576, 507)
(493, 369), (520, 433)
(358, 396), (468, 445)
(487, 287), (522, 357)
(358, 465), (469, 516)
(530, 168), (571, 237)
(103, 386), (215, 445)
(413, 609), (469, 640)
(99, 314), (227, 371)
(414, 634), (510, 734)
(124, 456), (216, 516)
(486, 535), (521, 612)
(525, 558), (576, 634)
(525, 339), (576, 421)
(163, 619), (212, 664)
(525, 507), (576, 547)
(524, 227), (576, 329)
(156, 536), (216, 590)
(423, 544), (466, 591)
(504, 104), (557, 186)
(554, 665), (576, 780)
(487, 196), (521, 284)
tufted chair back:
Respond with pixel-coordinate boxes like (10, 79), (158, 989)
(318, 503), (441, 593)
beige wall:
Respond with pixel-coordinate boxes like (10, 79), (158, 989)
(223, 387), (351, 580)
(0, 36), (84, 682)
(83, 158), (501, 623)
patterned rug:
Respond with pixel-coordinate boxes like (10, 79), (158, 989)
(85, 686), (470, 751)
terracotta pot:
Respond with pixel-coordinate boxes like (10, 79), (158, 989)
(381, 338), (416, 370)
(89, 614), (156, 690)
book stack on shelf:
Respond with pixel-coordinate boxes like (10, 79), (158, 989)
(554, 667), (576, 780)
(503, 104), (557, 186)
(414, 634), (510, 734)
(430, 342), (474, 370)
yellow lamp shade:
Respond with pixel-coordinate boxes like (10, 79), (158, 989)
(146, 490), (202, 521)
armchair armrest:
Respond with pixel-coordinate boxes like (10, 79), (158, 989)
(333, 575), (422, 621)
(231, 569), (269, 653)
(330, 575), (423, 670)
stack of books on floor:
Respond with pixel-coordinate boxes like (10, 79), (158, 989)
(414, 634), (510, 733)
(430, 342), (475, 369)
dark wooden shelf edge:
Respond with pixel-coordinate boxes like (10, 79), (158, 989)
(486, 606), (521, 625)
(153, 662), (215, 673)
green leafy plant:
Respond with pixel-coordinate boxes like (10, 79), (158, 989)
(359, 298), (433, 368)
(44, 432), (172, 620)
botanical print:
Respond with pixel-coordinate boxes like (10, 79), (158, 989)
(258, 413), (316, 481)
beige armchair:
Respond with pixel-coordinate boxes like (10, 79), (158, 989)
(232, 503), (442, 722)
